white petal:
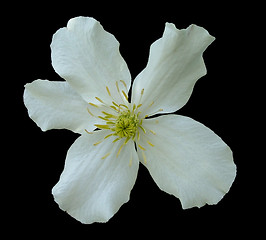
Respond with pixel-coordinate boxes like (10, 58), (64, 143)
(137, 115), (236, 209)
(132, 23), (215, 116)
(51, 17), (131, 104)
(24, 79), (93, 133)
(52, 131), (139, 224)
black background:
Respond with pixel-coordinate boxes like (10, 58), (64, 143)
(9, 1), (258, 238)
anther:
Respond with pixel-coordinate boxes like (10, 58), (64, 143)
(112, 101), (121, 109)
(101, 152), (111, 160)
(113, 137), (120, 143)
(106, 86), (111, 96)
(89, 102), (99, 108)
(139, 125), (146, 133)
(98, 116), (109, 121)
(149, 101), (154, 107)
(110, 106), (118, 111)
(122, 90), (128, 102)
(102, 111), (116, 118)
(104, 133), (114, 139)
(147, 141), (154, 147)
(120, 80), (127, 89)
(138, 144), (146, 151)
(119, 104), (128, 109)
(149, 129), (156, 135)
(115, 81), (120, 93)
(85, 129), (93, 134)
(142, 150), (147, 165)
(138, 88), (145, 105)
(129, 157), (133, 167)
(106, 121), (115, 125)
(117, 143), (124, 157)
(124, 137), (131, 145)
(93, 140), (103, 146)
(95, 96), (104, 104)
(87, 108), (95, 116)
(147, 108), (164, 117)
(94, 124), (111, 130)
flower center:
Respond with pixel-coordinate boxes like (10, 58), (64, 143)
(114, 110), (139, 139)
(85, 80), (160, 165)
(93, 104), (143, 143)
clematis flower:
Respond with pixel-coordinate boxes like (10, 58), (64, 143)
(24, 17), (236, 224)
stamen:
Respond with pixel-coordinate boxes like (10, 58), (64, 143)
(149, 101), (154, 107)
(149, 129), (156, 135)
(142, 150), (147, 165)
(101, 152), (111, 160)
(116, 137), (131, 157)
(106, 121), (115, 125)
(145, 108), (164, 118)
(117, 143), (124, 157)
(94, 124), (111, 130)
(115, 81), (120, 93)
(122, 90), (128, 102)
(113, 137), (120, 143)
(138, 88), (145, 106)
(147, 141), (154, 147)
(102, 111), (117, 119)
(138, 100), (155, 116)
(89, 102), (99, 108)
(95, 96), (104, 104)
(124, 137), (131, 145)
(85, 129), (93, 134)
(104, 133), (114, 139)
(120, 80), (127, 89)
(106, 86), (111, 97)
(87, 84), (152, 158)
(115, 81), (129, 105)
(138, 144), (146, 151)
(129, 157), (133, 167)
(94, 140), (103, 146)
(112, 101), (121, 109)
(139, 125), (146, 133)
(87, 108), (95, 117)
(110, 105), (118, 111)
(119, 104), (128, 109)
(98, 116), (110, 121)
(128, 146), (133, 167)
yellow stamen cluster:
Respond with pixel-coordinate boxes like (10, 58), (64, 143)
(94, 104), (143, 143)
(85, 80), (161, 165)
(114, 110), (139, 139)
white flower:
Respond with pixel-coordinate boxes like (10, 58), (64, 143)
(24, 17), (236, 224)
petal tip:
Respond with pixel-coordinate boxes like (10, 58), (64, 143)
(66, 16), (99, 30)
(189, 24), (216, 43)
